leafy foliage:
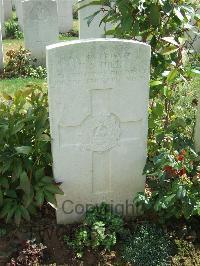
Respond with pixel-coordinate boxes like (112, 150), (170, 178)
(64, 203), (124, 258)
(83, 0), (200, 153)
(135, 147), (200, 221)
(1, 48), (47, 79)
(8, 239), (46, 266)
(0, 86), (63, 225)
(121, 223), (173, 266)
(4, 17), (23, 39)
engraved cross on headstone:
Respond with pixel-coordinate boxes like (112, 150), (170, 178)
(59, 88), (141, 194)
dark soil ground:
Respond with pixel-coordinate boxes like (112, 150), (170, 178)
(0, 205), (199, 265)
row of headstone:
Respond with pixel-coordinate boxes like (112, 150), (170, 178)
(13, 0), (111, 37)
(13, 0), (74, 33)
(20, 0), (113, 66)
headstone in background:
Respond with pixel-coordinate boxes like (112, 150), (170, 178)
(15, 0), (23, 30)
(0, 0), (5, 38)
(47, 39), (151, 224)
(0, 21), (3, 72)
(3, 0), (12, 21)
(56, 0), (73, 33)
(78, 0), (113, 39)
(22, 0), (59, 66)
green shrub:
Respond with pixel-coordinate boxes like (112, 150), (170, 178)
(121, 223), (173, 266)
(64, 203), (124, 258)
(134, 147), (200, 221)
(5, 18), (23, 39)
(82, 0), (200, 155)
(1, 47), (47, 79)
(0, 87), (63, 225)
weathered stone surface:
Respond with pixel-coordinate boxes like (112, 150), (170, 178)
(0, 0), (5, 38)
(78, 0), (113, 39)
(15, 0), (23, 30)
(47, 39), (151, 224)
(56, 0), (73, 33)
(3, 0), (12, 21)
(22, 0), (59, 66)
(0, 20), (3, 71)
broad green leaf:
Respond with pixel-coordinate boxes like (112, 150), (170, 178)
(0, 188), (3, 206)
(14, 207), (22, 226)
(15, 146), (32, 155)
(38, 134), (51, 142)
(44, 190), (57, 207)
(20, 205), (30, 221)
(11, 122), (25, 135)
(150, 4), (161, 27)
(45, 184), (64, 195)
(41, 176), (53, 184)
(150, 80), (163, 87)
(6, 205), (17, 223)
(35, 190), (44, 206)
(162, 37), (179, 46)
(174, 8), (184, 21)
(20, 171), (30, 194)
(167, 69), (178, 82)
(2, 93), (12, 101)
(162, 46), (179, 55)
(0, 201), (12, 218)
(5, 190), (17, 199)
(0, 177), (9, 189)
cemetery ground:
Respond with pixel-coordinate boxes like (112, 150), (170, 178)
(0, 42), (199, 265)
(0, 5), (200, 266)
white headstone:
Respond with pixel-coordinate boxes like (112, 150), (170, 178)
(0, 21), (3, 72)
(22, 0), (59, 66)
(0, 0), (5, 38)
(15, 0), (23, 30)
(78, 0), (113, 39)
(47, 39), (151, 224)
(56, 0), (73, 33)
(3, 0), (12, 21)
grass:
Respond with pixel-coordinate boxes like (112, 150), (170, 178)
(0, 78), (46, 94)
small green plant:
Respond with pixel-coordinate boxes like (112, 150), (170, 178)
(2, 47), (47, 79)
(0, 87), (63, 225)
(134, 147), (200, 221)
(64, 203), (124, 258)
(121, 223), (173, 266)
(5, 17), (23, 39)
